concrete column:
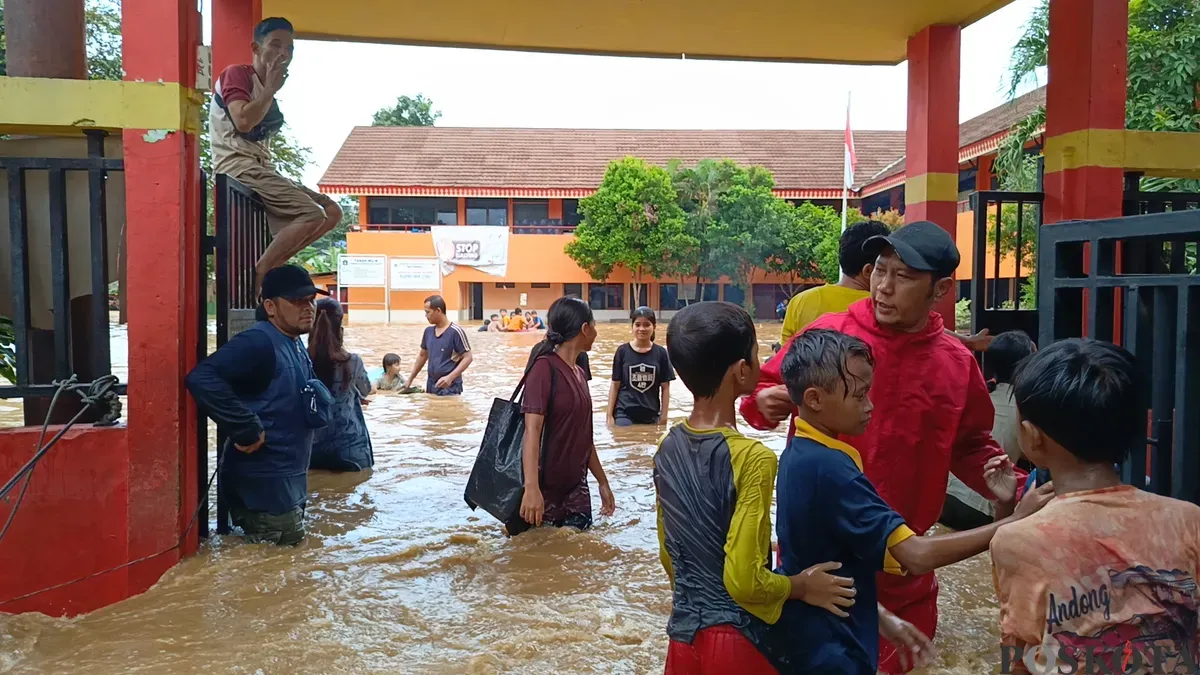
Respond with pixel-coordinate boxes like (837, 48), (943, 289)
(212, 0), (262, 78)
(905, 24), (962, 327)
(122, 0), (204, 569)
(2, 0), (86, 79)
(1042, 0), (1128, 225)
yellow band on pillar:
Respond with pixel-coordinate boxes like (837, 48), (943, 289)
(0, 76), (204, 136)
(904, 172), (959, 205)
(1044, 128), (1200, 179)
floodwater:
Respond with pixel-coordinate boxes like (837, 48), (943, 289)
(0, 322), (1002, 674)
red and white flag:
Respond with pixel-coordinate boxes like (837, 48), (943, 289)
(844, 97), (857, 189)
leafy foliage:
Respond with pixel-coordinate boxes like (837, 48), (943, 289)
(867, 208), (905, 229)
(371, 94), (442, 127)
(0, 316), (15, 384)
(706, 168), (790, 316)
(567, 158), (694, 304)
(1006, 0), (1050, 98)
(669, 159), (743, 300)
(813, 208), (868, 284)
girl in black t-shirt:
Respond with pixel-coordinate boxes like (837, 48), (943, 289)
(607, 307), (675, 426)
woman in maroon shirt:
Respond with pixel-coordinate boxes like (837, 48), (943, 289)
(510, 297), (616, 535)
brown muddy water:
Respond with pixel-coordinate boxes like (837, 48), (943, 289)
(0, 322), (1002, 674)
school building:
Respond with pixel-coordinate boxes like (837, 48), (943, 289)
(320, 87), (1044, 323)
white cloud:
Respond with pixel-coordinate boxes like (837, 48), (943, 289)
(201, 0), (1044, 187)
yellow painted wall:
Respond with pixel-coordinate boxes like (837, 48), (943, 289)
(954, 209), (1022, 280)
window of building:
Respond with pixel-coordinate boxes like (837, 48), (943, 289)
(513, 200), (550, 224)
(531, 283), (551, 289)
(700, 284), (719, 302)
(659, 283), (682, 311)
(563, 199), (581, 226)
(467, 198), (508, 226)
(495, 282), (516, 289)
(588, 283), (624, 310)
(366, 197), (456, 225)
(563, 283), (583, 299)
(723, 284), (746, 307)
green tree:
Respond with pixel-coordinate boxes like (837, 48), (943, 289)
(371, 94), (442, 127)
(567, 157), (694, 304)
(669, 159), (742, 303)
(811, 206), (868, 284)
(761, 201), (824, 298)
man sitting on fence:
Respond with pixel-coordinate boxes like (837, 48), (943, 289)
(210, 16), (342, 292)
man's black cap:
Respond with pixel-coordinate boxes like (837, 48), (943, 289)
(260, 264), (329, 301)
(863, 220), (960, 279)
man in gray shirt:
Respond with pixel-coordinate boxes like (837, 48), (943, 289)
(403, 295), (474, 396)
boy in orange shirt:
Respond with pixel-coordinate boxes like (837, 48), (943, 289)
(992, 339), (1200, 674)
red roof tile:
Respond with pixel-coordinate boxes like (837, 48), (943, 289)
(319, 87), (1046, 194)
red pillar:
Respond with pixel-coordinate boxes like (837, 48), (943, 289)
(2, 0), (86, 78)
(122, 0), (203, 580)
(212, 0), (262, 78)
(905, 24), (961, 327)
(1042, 0), (1128, 225)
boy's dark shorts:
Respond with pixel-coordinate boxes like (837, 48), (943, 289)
(504, 512), (592, 537)
(230, 504), (306, 546)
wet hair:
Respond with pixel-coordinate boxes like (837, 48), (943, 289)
(666, 302), (756, 399)
(254, 17), (294, 43)
(631, 306), (657, 342)
(483, 319), (491, 326)
(514, 307), (523, 314)
(985, 330), (1037, 385)
(382, 353), (401, 368)
(841, 220), (892, 278)
(1012, 339), (1143, 465)
(525, 297), (594, 373)
(308, 298), (350, 390)
(781, 329), (875, 404)
(425, 295), (447, 313)
(771, 342), (782, 353)
(489, 314), (499, 321)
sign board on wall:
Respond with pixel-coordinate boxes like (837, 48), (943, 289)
(430, 226), (509, 277)
(390, 257), (442, 291)
(519, 292), (528, 306)
(337, 255), (387, 287)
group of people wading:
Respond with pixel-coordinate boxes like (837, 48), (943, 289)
(188, 16), (1200, 675)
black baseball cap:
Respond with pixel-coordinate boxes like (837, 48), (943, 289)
(862, 220), (960, 279)
(260, 264), (329, 301)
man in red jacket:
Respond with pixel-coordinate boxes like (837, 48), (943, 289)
(741, 220), (1026, 673)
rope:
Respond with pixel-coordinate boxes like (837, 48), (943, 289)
(0, 373), (220, 606)
(0, 375), (120, 544)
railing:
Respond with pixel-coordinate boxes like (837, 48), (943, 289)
(1038, 208), (1200, 503)
(209, 173), (272, 535)
(1, 130), (126, 404)
(968, 189), (1043, 341)
(363, 220), (579, 234)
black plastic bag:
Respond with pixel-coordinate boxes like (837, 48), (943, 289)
(464, 358), (554, 524)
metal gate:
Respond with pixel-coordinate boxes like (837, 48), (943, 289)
(198, 173), (271, 535)
(1038, 208), (1200, 503)
(969, 189), (1042, 340)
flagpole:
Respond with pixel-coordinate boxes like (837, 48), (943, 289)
(842, 93), (851, 232)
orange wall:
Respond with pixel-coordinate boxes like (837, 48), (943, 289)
(955, 210), (1021, 280)
(345, 230), (800, 312)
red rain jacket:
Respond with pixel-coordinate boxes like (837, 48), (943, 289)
(741, 299), (1026, 642)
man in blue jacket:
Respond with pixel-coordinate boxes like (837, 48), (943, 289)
(187, 265), (324, 545)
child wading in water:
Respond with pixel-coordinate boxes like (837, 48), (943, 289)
(654, 302), (861, 674)
(608, 306), (674, 426)
(374, 353), (403, 391)
(771, 329), (1055, 674)
(992, 339), (1200, 674)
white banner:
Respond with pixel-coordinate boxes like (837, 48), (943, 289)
(390, 257), (442, 291)
(338, 255), (387, 287)
(430, 225), (509, 277)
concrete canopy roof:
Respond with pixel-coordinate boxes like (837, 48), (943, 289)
(263, 0), (1016, 65)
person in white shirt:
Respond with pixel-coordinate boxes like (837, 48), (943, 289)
(984, 331), (1037, 465)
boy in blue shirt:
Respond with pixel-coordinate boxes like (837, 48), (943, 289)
(772, 329), (1056, 673)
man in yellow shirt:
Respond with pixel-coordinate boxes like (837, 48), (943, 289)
(505, 306), (526, 332)
(780, 220), (992, 352)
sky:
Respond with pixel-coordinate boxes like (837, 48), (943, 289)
(201, 1), (1047, 187)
